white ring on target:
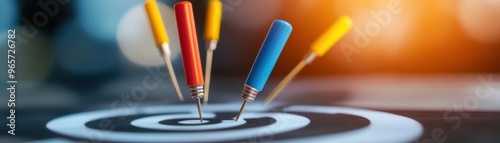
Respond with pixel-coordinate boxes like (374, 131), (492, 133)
(178, 120), (209, 124)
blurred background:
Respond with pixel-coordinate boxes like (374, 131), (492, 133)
(0, 0), (499, 109)
(1, 0), (500, 142)
(0, 0), (499, 112)
(1, 0), (499, 76)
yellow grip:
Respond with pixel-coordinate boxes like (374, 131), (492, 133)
(145, 0), (169, 45)
(204, 0), (222, 41)
(310, 15), (352, 57)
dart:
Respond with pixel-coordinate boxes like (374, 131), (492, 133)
(235, 20), (293, 121)
(145, 0), (184, 102)
(174, 1), (205, 122)
(263, 16), (353, 105)
(203, 0), (222, 105)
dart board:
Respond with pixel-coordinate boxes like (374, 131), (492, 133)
(46, 103), (422, 142)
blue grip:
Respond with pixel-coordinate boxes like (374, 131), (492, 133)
(245, 20), (293, 91)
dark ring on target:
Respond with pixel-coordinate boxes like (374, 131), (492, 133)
(160, 118), (221, 126)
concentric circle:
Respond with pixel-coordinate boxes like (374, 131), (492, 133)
(47, 103), (422, 142)
(131, 113), (247, 130)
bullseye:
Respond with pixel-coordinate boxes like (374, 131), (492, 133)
(178, 120), (209, 124)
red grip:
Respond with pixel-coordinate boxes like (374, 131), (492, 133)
(175, 1), (204, 86)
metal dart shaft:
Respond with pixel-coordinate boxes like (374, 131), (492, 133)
(264, 60), (307, 104)
(163, 55), (184, 101)
(204, 46), (214, 104)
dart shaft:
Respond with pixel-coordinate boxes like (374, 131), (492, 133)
(204, 0), (222, 41)
(245, 20), (293, 91)
(310, 15), (352, 57)
(175, 1), (204, 86)
(264, 60), (307, 104)
(163, 53), (184, 102)
(145, 0), (169, 45)
(237, 20), (292, 120)
(204, 41), (216, 104)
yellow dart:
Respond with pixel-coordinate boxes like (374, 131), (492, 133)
(203, 0), (222, 105)
(145, 0), (184, 101)
(263, 16), (352, 105)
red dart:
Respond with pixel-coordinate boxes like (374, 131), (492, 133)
(174, 1), (204, 122)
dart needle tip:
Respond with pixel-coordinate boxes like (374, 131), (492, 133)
(196, 99), (203, 122)
(235, 100), (247, 122)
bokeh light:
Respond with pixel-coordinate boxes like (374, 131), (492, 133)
(0, 30), (10, 83)
(0, 0), (19, 32)
(458, 0), (500, 43)
(117, 2), (181, 66)
(0, 29), (53, 88)
(74, 0), (143, 42)
(16, 32), (54, 88)
(332, 0), (414, 53)
(436, 0), (459, 16)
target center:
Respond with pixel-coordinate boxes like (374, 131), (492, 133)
(178, 120), (209, 124)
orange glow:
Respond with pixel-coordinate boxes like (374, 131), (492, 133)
(269, 0), (500, 74)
